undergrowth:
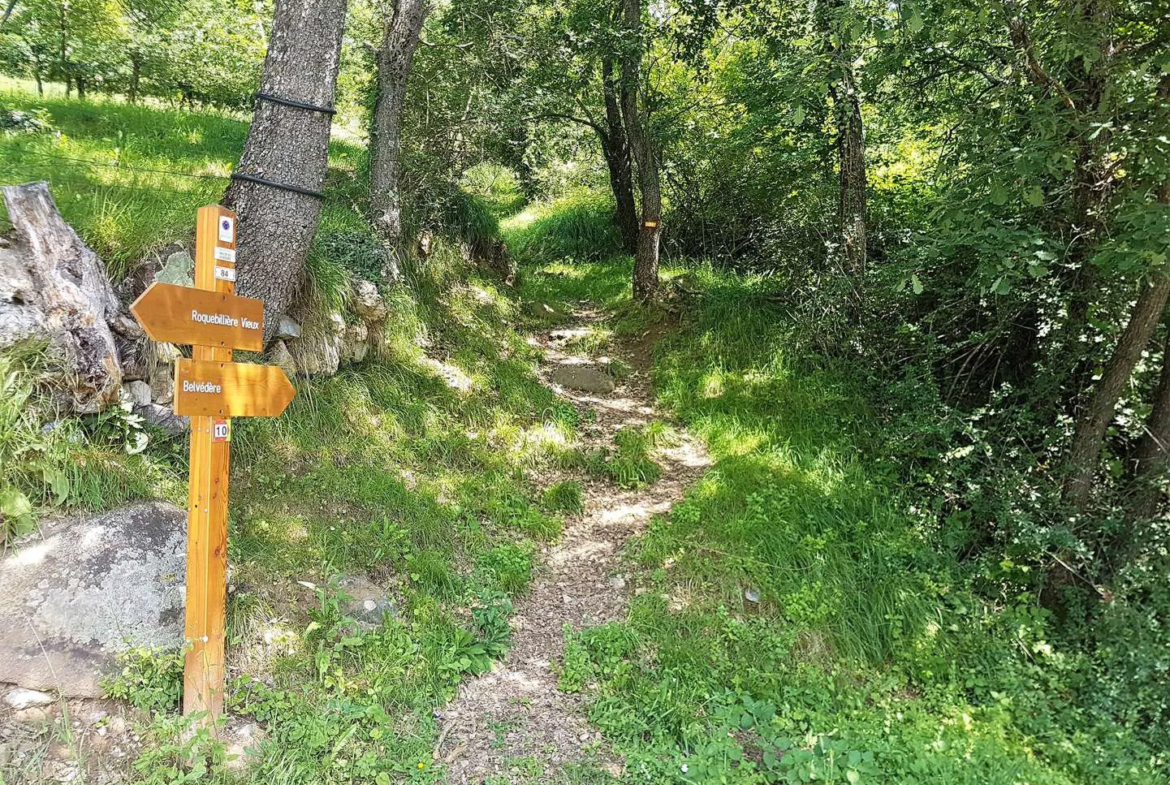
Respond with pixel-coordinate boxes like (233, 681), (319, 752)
(509, 202), (1168, 784)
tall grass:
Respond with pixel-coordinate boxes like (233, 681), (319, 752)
(0, 349), (182, 542)
(503, 190), (623, 264)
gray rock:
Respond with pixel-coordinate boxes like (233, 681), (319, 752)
(0, 502), (187, 698)
(340, 322), (369, 364)
(276, 316), (302, 341)
(123, 381), (152, 407)
(351, 280), (388, 323)
(154, 252), (193, 287)
(551, 365), (616, 394)
(149, 369), (173, 405)
(138, 404), (188, 436)
(5, 688), (56, 709)
(267, 340), (298, 378)
(287, 312), (344, 377)
(107, 314), (144, 341)
(338, 576), (397, 628)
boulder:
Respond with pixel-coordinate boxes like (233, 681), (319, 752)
(4, 688), (55, 709)
(149, 370), (173, 405)
(551, 365), (616, 395)
(138, 403), (188, 436)
(267, 340), (298, 379)
(0, 502), (187, 698)
(154, 251), (194, 287)
(123, 381), (152, 408)
(351, 280), (388, 323)
(0, 183), (123, 413)
(276, 316), (302, 341)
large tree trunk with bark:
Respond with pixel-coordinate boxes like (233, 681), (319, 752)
(1064, 275), (1170, 508)
(620, 0), (660, 303)
(369, 0), (431, 283)
(602, 57), (638, 255)
(224, 0), (348, 338)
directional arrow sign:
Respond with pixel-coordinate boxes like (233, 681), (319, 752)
(174, 358), (295, 418)
(131, 282), (264, 352)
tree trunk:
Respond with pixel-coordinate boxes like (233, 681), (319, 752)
(1063, 69), (1166, 511)
(369, 0), (431, 284)
(1064, 275), (1170, 508)
(837, 66), (866, 278)
(1062, 0), (1114, 334)
(619, 0), (660, 303)
(602, 57), (638, 255)
(1126, 326), (1170, 523)
(129, 55), (141, 104)
(821, 0), (866, 280)
(1122, 79), (1170, 524)
(224, 0), (349, 337)
(76, 76), (86, 100)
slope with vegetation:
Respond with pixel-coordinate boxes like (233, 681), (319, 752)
(2, 0), (1169, 783)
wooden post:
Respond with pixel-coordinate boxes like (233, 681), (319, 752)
(183, 205), (237, 725)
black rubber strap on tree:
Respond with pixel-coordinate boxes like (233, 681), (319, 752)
(256, 91), (337, 115)
(230, 172), (325, 199)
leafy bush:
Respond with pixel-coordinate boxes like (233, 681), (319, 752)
(102, 647), (184, 714)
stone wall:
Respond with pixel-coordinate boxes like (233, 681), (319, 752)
(1, 183), (394, 432)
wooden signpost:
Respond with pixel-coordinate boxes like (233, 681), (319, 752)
(130, 205), (295, 726)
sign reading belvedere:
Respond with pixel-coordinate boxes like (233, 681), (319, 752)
(130, 205), (296, 727)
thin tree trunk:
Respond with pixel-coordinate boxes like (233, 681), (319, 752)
(821, 0), (866, 280)
(1062, 0), (1114, 334)
(602, 57), (638, 255)
(369, 0), (431, 284)
(1121, 77), (1170, 525)
(129, 55), (141, 103)
(620, 0), (660, 303)
(1063, 67), (1163, 511)
(1127, 326), (1170, 523)
(1064, 276), (1170, 508)
(837, 66), (866, 277)
(224, 0), (349, 337)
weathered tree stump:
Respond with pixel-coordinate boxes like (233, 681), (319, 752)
(0, 181), (122, 412)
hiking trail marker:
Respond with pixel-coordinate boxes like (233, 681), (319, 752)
(130, 205), (294, 727)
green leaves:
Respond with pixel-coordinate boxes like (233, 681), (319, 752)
(0, 485), (35, 542)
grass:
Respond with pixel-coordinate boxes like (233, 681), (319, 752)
(0, 78), (366, 280)
(4, 84), (1163, 784)
(0, 86), (590, 784)
(506, 207), (1167, 783)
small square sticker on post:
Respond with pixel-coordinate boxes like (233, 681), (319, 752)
(214, 247), (236, 263)
(212, 419), (231, 442)
(218, 216), (235, 244)
(214, 266), (237, 282)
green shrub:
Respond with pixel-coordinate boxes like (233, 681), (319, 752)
(102, 647), (184, 714)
